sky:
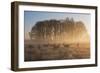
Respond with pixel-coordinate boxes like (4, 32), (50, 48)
(24, 11), (91, 40)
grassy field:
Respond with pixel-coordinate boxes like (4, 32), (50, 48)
(24, 40), (90, 61)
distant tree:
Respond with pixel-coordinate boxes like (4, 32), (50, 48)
(30, 17), (89, 44)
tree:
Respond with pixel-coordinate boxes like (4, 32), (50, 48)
(30, 17), (89, 44)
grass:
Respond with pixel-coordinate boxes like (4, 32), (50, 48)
(24, 41), (90, 61)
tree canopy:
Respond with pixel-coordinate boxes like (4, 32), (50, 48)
(29, 17), (89, 44)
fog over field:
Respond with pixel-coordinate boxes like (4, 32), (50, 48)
(24, 17), (90, 61)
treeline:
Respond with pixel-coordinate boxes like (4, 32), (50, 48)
(29, 17), (88, 43)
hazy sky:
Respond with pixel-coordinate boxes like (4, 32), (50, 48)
(24, 11), (91, 33)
